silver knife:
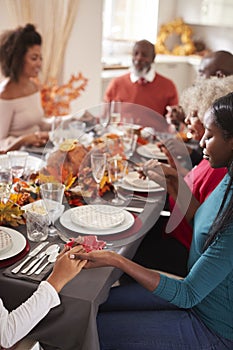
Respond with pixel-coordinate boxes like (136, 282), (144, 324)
(11, 241), (49, 274)
(21, 251), (46, 274)
(57, 230), (69, 243)
(126, 207), (143, 213)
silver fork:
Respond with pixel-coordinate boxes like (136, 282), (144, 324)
(118, 192), (158, 203)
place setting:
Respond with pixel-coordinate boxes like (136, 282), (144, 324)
(3, 241), (63, 283)
(136, 143), (168, 160)
(59, 203), (135, 236)
(1, 182), (63, 281)
(0, 155), (31, 268)
(120, 171), (164, 194)
(57, 203), (143, 248)
(56, 157), (149, 246)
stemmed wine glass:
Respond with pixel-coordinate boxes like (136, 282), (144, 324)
(0, 155), (12, 203)
(49, 117), (65, 148)
(91, 152), (107, 203)
(40, 182), (65, 237)
(108, 159), (128, 205)
(110, 101), (121, 125)
(99, 103), (110, 130)
(122, 130), (138, 160)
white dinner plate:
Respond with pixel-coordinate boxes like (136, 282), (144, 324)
(70, 205), (125, 230)
(120, 172), (164, 193)
(60, 206), (134, 235)
(137, 144), (167, 160)
(0, 227), (26, 260)
(26, 155), (45, 172)
(124, 172), (160, 190)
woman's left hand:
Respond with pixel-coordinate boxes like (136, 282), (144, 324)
(25, 131), (49, 147)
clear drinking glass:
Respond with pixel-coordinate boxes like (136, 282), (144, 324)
(0, 155), (12, 203)
(26, 209), (49, 242)
(7, 151), (28, 179)
(40, 182), (65, 237)
(68, 120), (86, 139)
(91, 152), (107, 203)
(49, 117), (65, 148)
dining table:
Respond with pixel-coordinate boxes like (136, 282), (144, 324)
(0, 143), (167, 350)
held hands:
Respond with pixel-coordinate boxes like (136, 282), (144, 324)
(70, 250), (117, 270)
(47, 245), (87, 292)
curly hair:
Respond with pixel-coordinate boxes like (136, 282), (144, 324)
(0, 23), (42, 82)
(180, 75), (233, 122)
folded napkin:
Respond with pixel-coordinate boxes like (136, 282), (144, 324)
(65, 235), (106, 252)
(3, 242), (64, 283)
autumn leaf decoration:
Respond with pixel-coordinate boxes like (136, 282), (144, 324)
(0, 194), (26, 227)
(41, 73), (88, 116)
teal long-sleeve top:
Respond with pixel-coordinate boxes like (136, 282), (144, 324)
(153, 174), (233, 340)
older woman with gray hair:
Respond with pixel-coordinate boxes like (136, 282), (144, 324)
(163, 75), (233, 174)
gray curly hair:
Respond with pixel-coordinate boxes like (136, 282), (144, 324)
(180, 75), (233, 122)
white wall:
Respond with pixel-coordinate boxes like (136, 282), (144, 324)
(157, 0), (178, 29)
(175, 0), (233, 52)
(63, 0), (103, 113)
(157, 0), (233, 53)
(190, 25), (233, 52)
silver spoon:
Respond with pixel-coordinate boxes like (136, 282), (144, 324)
(34, 251), (59, 275)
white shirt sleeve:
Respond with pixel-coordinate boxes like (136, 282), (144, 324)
(0, 281), (60, 348)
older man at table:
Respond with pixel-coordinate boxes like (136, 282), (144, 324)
(165, 50), (233, 131)
(104, 40), (179, 117)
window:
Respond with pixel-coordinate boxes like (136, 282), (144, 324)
(102, 0), (159, 64)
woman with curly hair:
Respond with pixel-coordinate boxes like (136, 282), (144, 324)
(0, 23), (49, 152)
